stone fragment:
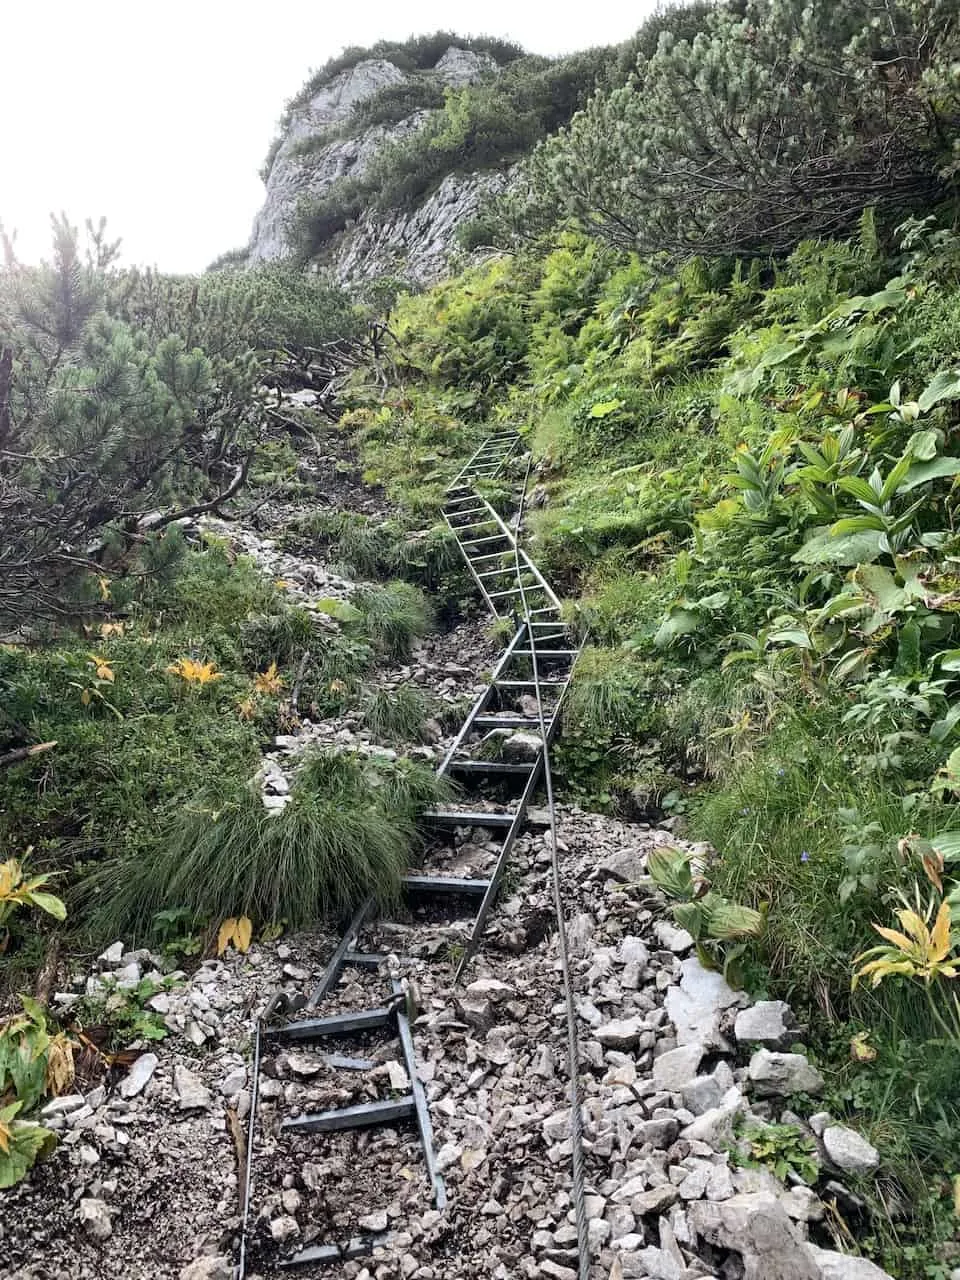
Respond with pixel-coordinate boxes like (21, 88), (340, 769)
(220, 1066), (247, 1096)
(654, 921), (694, 953)
(286, 1051), (324, 1077)
(688, 1192), (818, 1280)
(734, 1000), (793, 1047)
(120, 1052), (159, 1098)
(597, 1017), (645, 1049)
(804, 1245), (895, 1279)
(466, 977), (515, 1003)
(664, 957), (740, 1050)
(173, 1064), (213, 1111)
(97, 941), (124, 966)
(270, 1215), (300, 1242)
(631, 1184), (680, 1216)
(78, 1198), (112, 1241)
(821, 1125), (880, 1172)
(179, 1258), (233, 1280)
(652, 1043), (704, 1091)
(359, 1210), (389, 1233)
(748, 1050), (824, 1097)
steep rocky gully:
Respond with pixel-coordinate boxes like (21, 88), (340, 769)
(3, 394), (895, 1280)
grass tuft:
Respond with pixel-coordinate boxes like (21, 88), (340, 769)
(360, 685), (431, 742)
(353, 581), (433, 660)
(86, 753), (453, 936)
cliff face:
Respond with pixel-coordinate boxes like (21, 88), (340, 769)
(248, 47), (503, 283)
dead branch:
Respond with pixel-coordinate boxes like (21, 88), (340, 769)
(0, 741), (57, 769)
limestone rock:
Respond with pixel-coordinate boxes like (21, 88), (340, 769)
(597, 1016), (645, 1049)
(173, 1064), (213, 1111)
(821, 1125), (880, 1172)
(78, 1198), (113, 1242)
(653, 1043), (704, 1091)
(805, 1245), (895, 1279)
(748, 1050), (824, 1097)
(179, 1258), (233, 1280)
(120, 1052), (159, 1099)
(688, 1192), (819, 1279)
(664, 957), (740, 1050)
(734, 1000), (794, 1047)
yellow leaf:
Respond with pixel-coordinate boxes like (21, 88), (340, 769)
(254, 663), (284, 696)
(0, 861), (20, 899)
(99, 621), (125, 638)
(98, 576), (111, 601)
(930, 902), (952, 963)
(850, 1031), (877, 1063)
(45, 1035), (76, 1096)
(80, 689), (91, 707)
(234, 916), (253, 953)
(953, 1174), (960, 1217)
(217, 918), (238, 956)
(0, 1117), (11, 1155)
(896, 908), (930, 948)
(872, 924), (915, 953)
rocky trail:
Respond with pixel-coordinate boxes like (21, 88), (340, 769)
(2, 407), (896, 1280)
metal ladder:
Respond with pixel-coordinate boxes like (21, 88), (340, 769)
(240, 432), (581, 1275)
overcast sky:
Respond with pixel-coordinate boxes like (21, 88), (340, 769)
(1, 1), (650, 274)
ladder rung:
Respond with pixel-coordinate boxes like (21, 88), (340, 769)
(495, 679), (567, 688)
(509, 649), (577, 658)
(343, 951), (387, 969)
(445, 760), (536, 775)
(473, 715), (554, 729)
(462, 535), (513, 548)
(403, 874), (492, 897)
(272, 1007), (394, 1042)
(424, 809), (515, 828)
(280, 1234), (391, 1269)
(467, 552), (513, 565)
(283, 1095), (415, 1134)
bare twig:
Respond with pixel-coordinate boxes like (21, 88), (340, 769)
(290, 650), (312, 720)
(0, 741), (57, 769)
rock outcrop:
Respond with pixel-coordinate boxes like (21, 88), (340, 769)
(248, 48), (504, 282)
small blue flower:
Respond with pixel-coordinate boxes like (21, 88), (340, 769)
(800, 850), (810, 863)
(776, 767), (786, 777)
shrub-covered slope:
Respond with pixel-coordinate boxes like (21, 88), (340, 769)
(341, 213), (960, 1273)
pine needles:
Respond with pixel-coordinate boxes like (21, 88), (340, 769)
(87, 752), (453, 936)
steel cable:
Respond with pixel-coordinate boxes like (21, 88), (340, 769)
(510, 450), (591, 1280)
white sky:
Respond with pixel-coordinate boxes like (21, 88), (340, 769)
(1, 1), (651, 274)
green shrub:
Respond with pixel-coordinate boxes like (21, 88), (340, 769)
(88, 753), (452, 933)
(360, 686), (431, 742)
(353, 582), (432, 660)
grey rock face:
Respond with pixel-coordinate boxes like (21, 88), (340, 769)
(248, 50), (507, 282)
(805, 1244), (895, 1279)
(821, 1125), (880, 1172)
(652, 1043), (704, 1091)
(664, 956), (741, 1049)
(120, 1052), (159, 1099)
(734, 999), (794, 1047)
(688, 1192), (819, 1280)
(78, 1197), (113, 1242)
(178, 1258), (233, 1280)
(748, 1050), (824, 1097)
(173, 1064), (213, 1111)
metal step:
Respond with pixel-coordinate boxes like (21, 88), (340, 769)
(279, 1234), (392, 1269)
(403, 874), (492, 898)
(445, 760), (536, 776)
(495, 679), (567, 689)
(473, 714), (554, 729)
(424, 809), (515, 828)
(272, 1007), (394, 1042)
(283, 1095), (415, 1134)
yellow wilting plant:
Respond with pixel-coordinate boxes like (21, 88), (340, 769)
(166, 658), (223, 686)
(217, 916), (253, 956)
(253, 662), (284, 696)
(0, 858), (67, 950)
(853, 889), (960, 1042)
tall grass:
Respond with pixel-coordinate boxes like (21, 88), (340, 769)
(361, 685), (431, 742)
(353, 582), (432, 660)
(87, 752), (453, 936)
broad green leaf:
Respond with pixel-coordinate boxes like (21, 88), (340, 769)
(653, 608), (701, 649)
(791, 528), (883, 567)
(313, 598), (362, 623)
(855, 564), (908, 614)
(931, 831), (960, 862)
(898, 457), (960, 492)
(931, 706), (960, 745)
(838, 476), (882, 506)
(918, 370), (960, 413)
(588, 398), (624, 418)
(906, 429), (940, 461)
(767, 628), (811, 648)
(26, 892), (66, 922)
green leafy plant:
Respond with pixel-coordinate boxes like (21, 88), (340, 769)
(735, 1121), (820, 1185)
(0, 858), (66, 951)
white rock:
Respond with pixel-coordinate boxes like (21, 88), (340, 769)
(734, 1000), (793, 1047)
(78, 1197), (112, 1241)
(664, 957), (740, 1050)
(652, 1043), (704, 1091)
(97, 941), (124, 966)
(359, 1210), (389, 1232)
(821, 1125), (880, 1172)
(179, 1258), (233, 1280)
(654, 921), (694, 953)
(120, 1052), (159, 1098)
(748, 1050), (824, 1097)
(805, 1245), (895, 1279)
(466, 977), (515, 1003)
(220, 1066), (247, 1097)
(173, 1064), (213, 1110)
(597, 1016), (645, 1049)
(270, 1215), (300, 1242)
